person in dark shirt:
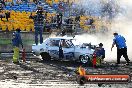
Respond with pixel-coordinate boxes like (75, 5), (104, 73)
(111, 32), (130, 65)
(96, 43), (105, 59)
(75, 16), (80, 22)
(0, 0), (5, 7)
(94, 43), (105, 66)
(29, 6), (45, 45)
(5, 11), (10, 21)
(57, 13), (63, 29)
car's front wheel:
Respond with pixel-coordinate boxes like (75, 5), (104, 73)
(40, 52), (51, 61)
(79, 55), (90, 64)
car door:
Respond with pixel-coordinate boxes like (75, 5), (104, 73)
(47, 39), (60, 59)
(60, 39), (75, 60)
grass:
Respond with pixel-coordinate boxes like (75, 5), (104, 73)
(0, 39), (34, 45)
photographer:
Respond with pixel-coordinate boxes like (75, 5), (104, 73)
(29, 6), (45, 45)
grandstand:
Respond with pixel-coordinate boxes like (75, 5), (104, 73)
(0, 0), (108, 33)
(0, 0), (57, 32)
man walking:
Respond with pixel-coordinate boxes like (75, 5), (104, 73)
(111, 32), (130, 65)
(12, 28), (23, 63)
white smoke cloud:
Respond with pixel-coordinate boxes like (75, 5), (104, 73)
(111, 0), (132, 62)
(74, 0), (132, 62)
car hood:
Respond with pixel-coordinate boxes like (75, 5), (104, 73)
(75, 46), (95, 55)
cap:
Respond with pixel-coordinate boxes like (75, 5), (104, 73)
(113, 32), (118, 35)
(99, 43), (103, 46)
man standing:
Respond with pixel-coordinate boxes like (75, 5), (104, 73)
(57, 13), (63, 30)
(96, 43), (105, 59)
(12, 28), (23, 63)
(94, 43), (105, 66)
(111, 33), (130, 65)
(5, 11), (10, 21)
(29, 6), (45, 45)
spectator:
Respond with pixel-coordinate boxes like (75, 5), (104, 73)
(0, 0), (6, 7)
(33, 0), (38, 4)
(45, 21), (51, 32)
(0, 3), (3, 12)
(57, 13), (63, 29)
(0, 11), (5, 21)
(45, 11), (47, 20)
(29, 6), (45, 45)
(75, 16), (80, 22)
(89, 18), (94, 25)
(16, 0), (22, 4)
(85, 18), (94, 25)
(5, 11), (10, 21)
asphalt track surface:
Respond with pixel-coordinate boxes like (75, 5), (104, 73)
(0, 55), (132, 88)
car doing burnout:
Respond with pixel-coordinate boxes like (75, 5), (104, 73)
(32, 37), (95, 64)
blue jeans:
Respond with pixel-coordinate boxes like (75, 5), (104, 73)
(35, 26), (43, 45)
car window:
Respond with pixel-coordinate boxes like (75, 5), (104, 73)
(60, 39), (74, 48)
(81, 43), (97, 49)
(66, 39), (74, 48)
(60, 39), (68, 48)
(49, 39), (60, 47)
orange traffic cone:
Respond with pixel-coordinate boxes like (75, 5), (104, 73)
(92, 53), (96, 68)
(22, 49), (26, 62)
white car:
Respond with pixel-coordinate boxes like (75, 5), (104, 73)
(32, 36), (95, 64)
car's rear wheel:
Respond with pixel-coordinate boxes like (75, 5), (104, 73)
(79, 55), (90, 64)
(41, 52), (51, 61)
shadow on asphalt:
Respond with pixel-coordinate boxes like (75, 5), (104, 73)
(38, 59), (132, 71)
(38, 59), (88, 68)
(17, 62), (41, 73)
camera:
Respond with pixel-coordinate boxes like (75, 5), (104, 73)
(36, 6), (43, 15)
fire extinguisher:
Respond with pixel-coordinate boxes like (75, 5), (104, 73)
(92, 52), (96, 68)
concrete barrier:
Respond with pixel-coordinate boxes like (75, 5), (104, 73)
(0, 31), (50, 52)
